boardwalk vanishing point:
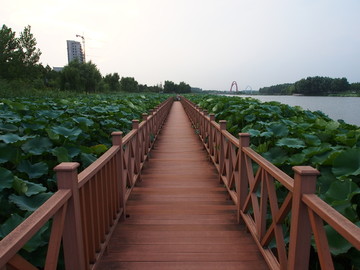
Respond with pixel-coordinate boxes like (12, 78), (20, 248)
(97, 101), (268, 269)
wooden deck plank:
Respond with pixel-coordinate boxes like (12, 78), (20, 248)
(97, 101), (268, 269)
(99, 262), (266, 270)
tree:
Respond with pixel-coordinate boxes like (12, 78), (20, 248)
(103, 73), (120, 91)
(120, 77), (139, 92)
(164, 80), (191, 93)
(60, 60), (102, 92)
(350, 83), (360, 93)
(178, 81), (191, 93)
(259, 83), (293, 95)
(0, 24), (42, 81)
(18, 26), (41, 73)
(0, 25), (22, 80)
(294, 76), (350, 95)
(164, 80), (176, 93)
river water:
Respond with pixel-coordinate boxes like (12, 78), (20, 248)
(229, 95), (360, 126)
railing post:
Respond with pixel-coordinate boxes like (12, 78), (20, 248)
(288, 166), (319, 270)
(132, 120), (139, 130)
(209, 114), (215, 122)
(54, 162), (86, 270)
(111, 132), (125, 219)
(219, 120), (227, 131)
(142, 113), (148, 121)
(238, 133), (250, 223)
(142, 114), (150, 154)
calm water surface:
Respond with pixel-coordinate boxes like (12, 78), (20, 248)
(232, 95), (360, 126)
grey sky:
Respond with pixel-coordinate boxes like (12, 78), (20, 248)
(2, 0), (360, 90)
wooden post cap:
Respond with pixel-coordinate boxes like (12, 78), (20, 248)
(219, 120), (227, 130)
(54, 162), (80, 172)
(293, 166), (320, 176)
(111, 131), (123, 145)
(132, 120), (139, 129)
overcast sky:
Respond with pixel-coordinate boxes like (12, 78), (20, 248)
(2, 0), (360, 90)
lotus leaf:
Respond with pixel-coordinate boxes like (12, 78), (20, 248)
(325, 225), (353, 255)
(0, 123), (18, 132)
(262, 147), (288, 165)
(51, 126), (82, 141)
(244, 114), (256, 122)
(276, 138), (305, 149)
(332, 148), (360, 176)
(303, 134), (321, 146)
(91, 144), (108, 155)
(0, 134), (34, 144)
(9, 193), (53, 212)
(267, 123), (289, 137)
(325, 179), (360, 202)
(0, 144), (17, 163)
(13, 176), (28, 195)
(0, 167), (14, 191)
(21, 137), (53, 155)
(0, 214), (24, 238)
(23, 180), (47, 196)
(81, 153), (97, 167)
(17, 160), (49, 179)
(52, 147), (71, 163)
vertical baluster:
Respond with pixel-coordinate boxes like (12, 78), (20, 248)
(106, 163), (112, 228)
(219, 120), (227, 183)
(111, 157), (117, 218)
(142, 114), (149, 158)
(96, 173), (105, 243)
(209, 114), (215, 158)
(107, 161), (114, 225)
(91, 178), (101, 252)
(112, 131), (125, 218)
(101, 167), (107, 236)
(84, 182), (95, 264)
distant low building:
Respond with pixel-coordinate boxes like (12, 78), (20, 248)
(67, 40), (84, 63)
(53, 67), (63, 72)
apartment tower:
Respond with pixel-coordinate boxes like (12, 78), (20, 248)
(66, 40), (84, 63)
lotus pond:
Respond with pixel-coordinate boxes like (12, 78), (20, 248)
(186, 94), (360, 269)
(0, 93), (169, 265)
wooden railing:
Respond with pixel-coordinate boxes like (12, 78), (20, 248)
(0, 97), (173, 270)
(181, 97), (360, 270)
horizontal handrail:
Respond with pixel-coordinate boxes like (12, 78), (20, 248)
(242, 147), (294, 192)
(78, 146), (119, 188)
(302, 194), (360, 250)
(0, 189), (71, 269)
(181, 96), (360, 270)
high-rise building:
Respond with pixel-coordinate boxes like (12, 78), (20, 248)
(67, 40), (84, 63)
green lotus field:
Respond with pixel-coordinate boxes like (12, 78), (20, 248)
(186, 94), (360, 269)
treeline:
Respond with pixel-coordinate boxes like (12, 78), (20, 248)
(259, 76), (360, 96)
(163, 81), (191, 93)
(58, 60), (165, 93)
(0, 24), (191, 95)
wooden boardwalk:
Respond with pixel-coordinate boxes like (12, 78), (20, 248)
(97, 101), (268, 269)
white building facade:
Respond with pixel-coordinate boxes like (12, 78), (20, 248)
(67, 40), (84, 63)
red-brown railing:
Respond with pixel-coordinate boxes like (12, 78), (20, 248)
(181, 97), (360, 270)
(0, 97), (173, 270)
